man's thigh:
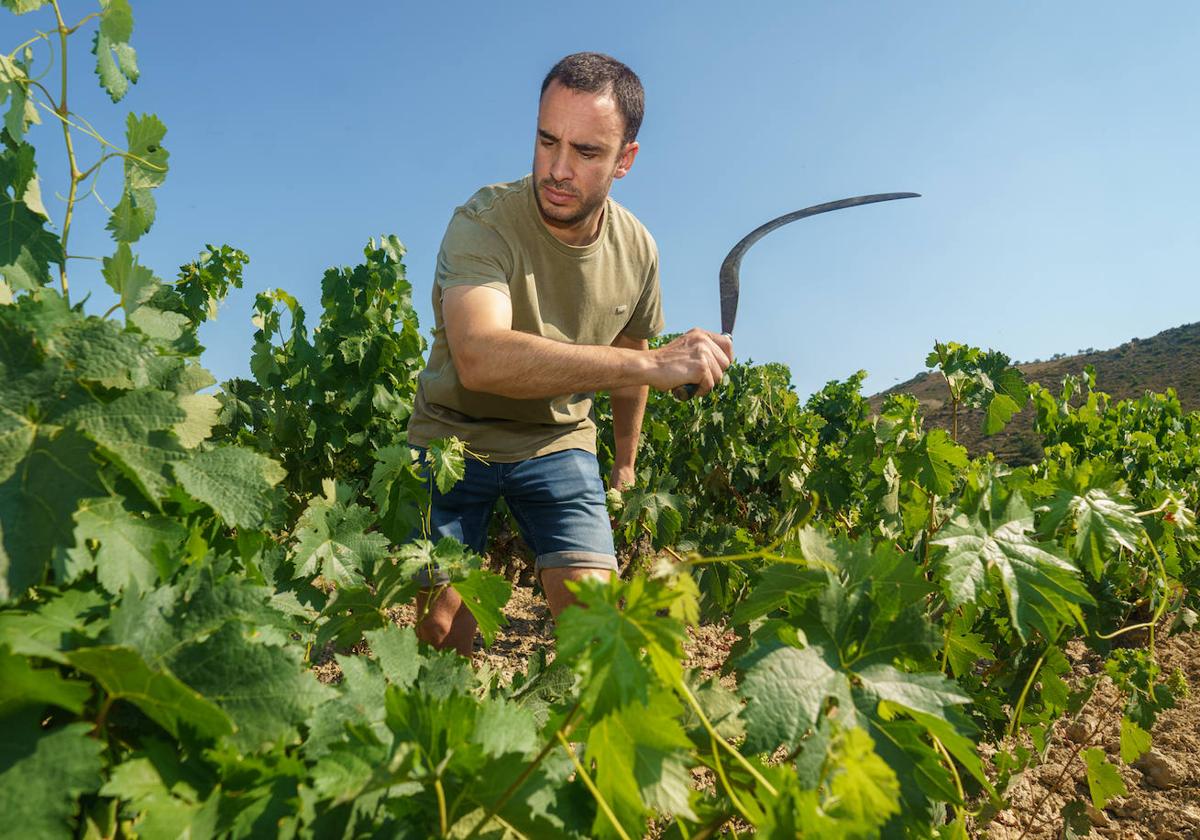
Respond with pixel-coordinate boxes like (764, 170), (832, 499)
(500, 448), (618, 579)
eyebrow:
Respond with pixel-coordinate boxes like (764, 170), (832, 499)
(537, 128), (606, 155)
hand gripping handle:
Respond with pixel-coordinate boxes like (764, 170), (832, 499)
(671, 333), (732, 401)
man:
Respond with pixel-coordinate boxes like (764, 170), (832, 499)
(406, 52), (732, 655)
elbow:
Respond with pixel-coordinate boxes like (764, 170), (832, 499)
(453, 343), (508, 395)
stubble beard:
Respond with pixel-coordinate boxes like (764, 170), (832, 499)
(534, 176), (609, 231)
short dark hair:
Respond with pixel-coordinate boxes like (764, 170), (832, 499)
(540, 52), (644, 146)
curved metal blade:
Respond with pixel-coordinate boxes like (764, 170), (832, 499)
(719, 192), (920, 335)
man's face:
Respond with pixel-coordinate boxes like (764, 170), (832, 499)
(532, 80), (638, 241)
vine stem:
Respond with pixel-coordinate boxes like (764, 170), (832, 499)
(50, 0), (78, 302)
(1005, 634), (1058, 741)
(461, 700), (581, 840)
(434, 778), (448, 837)
(709, 732), (754, 824)
(556, 731), (632, 840)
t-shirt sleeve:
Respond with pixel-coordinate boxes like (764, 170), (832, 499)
(621, 246), (665, 339)
(434, 210), (512, 296)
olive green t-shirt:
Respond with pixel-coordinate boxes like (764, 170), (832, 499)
(406, 175), (664, 462)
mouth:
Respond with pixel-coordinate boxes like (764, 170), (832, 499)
(541, 183), (577, 206)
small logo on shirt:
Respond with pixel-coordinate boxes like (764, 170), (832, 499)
(614, 304), (628, 315)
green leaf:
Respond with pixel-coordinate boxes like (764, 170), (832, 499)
(363, 625), (421, 689)
(292, 496), (388, 586)
(449, 568), (511, 646)
(1, 1), (52, 15)
(1082, 747), (1127, 809)
(1042, 481), (1143, 578)
(738, 642), (852, 753)
(67, 645), (235, 739)
(107, 114), (167, 242)
(944, 625), (995, 680)
(66, 496), (186, 593)
(0, 713), (105, 840)
(731, 563), (826, 625)
(1119, 717), (1152, 764)
(586, 690), (696, 838)
(167, 623), (334, 752)
(897, 429), (967, 497)
(556, 576), (687, 717)
(0, 588), (107, 663)
(0, 644), (91, 715)
(856, 663), (971, 719)
(0, 148), (62, 290)
(425, 436), (466, 494)
(826, 727), (901, 828)
(0, 428), (105, 601)
(173, 394), (220, 448)
(933, 493), (1092, 641)
(66, 389), (186, 503)
(171, 445), (286, 529)
(100, 754), (218, 840)
(101, 243), (158, 314)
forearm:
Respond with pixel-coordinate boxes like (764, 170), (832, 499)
(610, 383), (648, 473)
(455, 330), (654, 399)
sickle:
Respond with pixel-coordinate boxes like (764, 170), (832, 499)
(674, 191), (920, 400)
(719, 192), (920, 335)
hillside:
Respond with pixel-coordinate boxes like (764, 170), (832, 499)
(873, 321), (1200, 463)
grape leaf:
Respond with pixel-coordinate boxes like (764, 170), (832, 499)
(1042, 485), (1143, 578)
(897, 429), (967, 497)
(92, 0), (139, 103)
(107, 113), (168, 242)
(0, 428), (105, 601)
(0, 151), (61, 290)
(0, 644), (91, 715)
(1083, 747), (1127, 809)
(292, 496), (387, 586)
(449, 568), (511, 646)
(738, 642), (852, 754)
(66, 389), (186, 503)
(556, 576), (687, 716)
(101, 243), (158, 315)
(826, 727), (901, 828)
(425, 436), (466, 494)
(65, 496), (186, 593)
(171, 445), (286, 529)
(67, 644), (235, 739)
(586, 689), (696, 838)
(1119, 717), (1151, 764)
(363, 625), (421, 689)
(167, 623), (334, 752)
(933, 493), (1092, 641)
(0, 713), (105, 840)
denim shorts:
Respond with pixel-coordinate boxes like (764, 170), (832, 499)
(411, 447), (617, 585)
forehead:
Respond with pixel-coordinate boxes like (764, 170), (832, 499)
(537, 81), (625, 143)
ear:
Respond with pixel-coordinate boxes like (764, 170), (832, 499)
(613, 140), (639, 179)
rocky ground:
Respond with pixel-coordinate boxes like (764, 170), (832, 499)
(314, 585), (1198, 839)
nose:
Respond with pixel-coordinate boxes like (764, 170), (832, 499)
(549, 146), (573, 184)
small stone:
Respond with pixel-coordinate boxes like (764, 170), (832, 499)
(1155, 832), (1184, 840)
(1086, 804), (1110, 827)
(1065, 719), (1091, 743)
(1134, 750), (1181, 790)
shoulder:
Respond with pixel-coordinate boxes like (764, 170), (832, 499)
(440, 178), (531, 259)
(605, 196), (658, 265)
(454, 176), (532, 228)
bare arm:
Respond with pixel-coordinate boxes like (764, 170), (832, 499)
(609, 333), (649, 491)
(442, 285), (731, 399)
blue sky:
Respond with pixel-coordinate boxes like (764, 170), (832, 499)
(17, 1), (1200, 397)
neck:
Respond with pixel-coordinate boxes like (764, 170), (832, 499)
(541, 205), (605, 247)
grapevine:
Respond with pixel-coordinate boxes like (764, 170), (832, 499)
(1, 5), (1196, 839)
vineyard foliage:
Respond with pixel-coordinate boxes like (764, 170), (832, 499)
(1, 4), (1197, 839)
